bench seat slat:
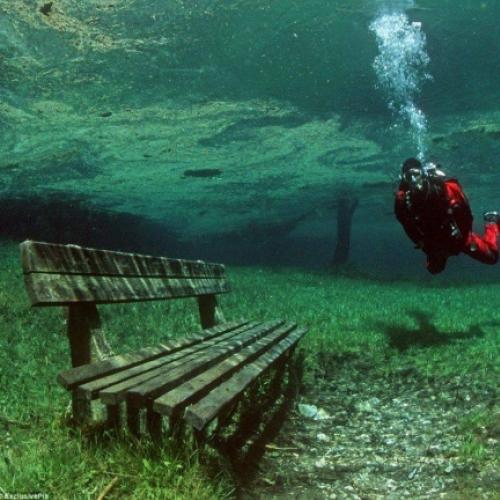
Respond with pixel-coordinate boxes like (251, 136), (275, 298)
(125, 320), (288, 406)
(100, 320), (284, 405)
(21, 241), (224, 278)
(76, 321), (260, 400)
(58, 321), (248, 389)
(153, 323), (298, 417)
(24, 273), (229, 306)
(184, 326), (308, 431)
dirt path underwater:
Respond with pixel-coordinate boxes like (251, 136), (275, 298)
(242, 355), (499, 499)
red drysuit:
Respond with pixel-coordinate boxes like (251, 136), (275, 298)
(395, 177), (499, 274)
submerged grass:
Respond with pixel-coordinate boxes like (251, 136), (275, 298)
(0, 239), (498, 497)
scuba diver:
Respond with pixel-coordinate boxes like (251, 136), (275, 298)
(395, 158), (499, 274)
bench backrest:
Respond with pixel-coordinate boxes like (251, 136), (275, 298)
(20, 240), (229, 306)
(20, 240), (230, 369)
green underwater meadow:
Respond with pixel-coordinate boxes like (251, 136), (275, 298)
(1, 0), (500, 498)
(1, 240), (499, 498)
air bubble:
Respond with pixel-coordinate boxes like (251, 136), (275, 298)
(370, 12), (432, 159)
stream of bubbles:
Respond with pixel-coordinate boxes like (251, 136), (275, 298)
(370, 8), (432, 160)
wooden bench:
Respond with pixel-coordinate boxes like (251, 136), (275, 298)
(20, 240), (307, 440)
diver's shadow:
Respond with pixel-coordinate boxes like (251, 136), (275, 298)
(378, 309), (492, 351)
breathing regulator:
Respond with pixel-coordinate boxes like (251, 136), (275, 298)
(400, 159), (445, 192)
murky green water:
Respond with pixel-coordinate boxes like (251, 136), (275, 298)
(0, 0), (499, 278)
(0, 4), (499, 497)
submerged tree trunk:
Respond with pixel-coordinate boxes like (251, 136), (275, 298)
(331, 197), (358, 267)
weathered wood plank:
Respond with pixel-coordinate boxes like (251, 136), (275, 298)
(77, 322), (259, 400)
(58, 321), (247, 389)
(125, 320), (287, 407)
(100, 320), (284, 405)
(20, 240), (225, 278)
(184, 327), (308, 431)
(153, 323), (298, 417)
(24, 272), (229, 306)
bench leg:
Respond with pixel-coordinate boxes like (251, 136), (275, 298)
(167, 414), (187, 444)
(215, 400), (239, 432)
(193, 428), (206, 449)
(67, 305), (95, 424)
(146, 407), (162, 443)
(197, 294), (225, 329)
(127, 401), (141, 437)
(265, 355), (288, 405)
(106, 404), (121, 429)
(285, 346), (303, 400)
(72, 392), (91, 424)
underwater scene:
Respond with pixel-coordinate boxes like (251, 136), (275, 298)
(0, 0), (499, 498)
